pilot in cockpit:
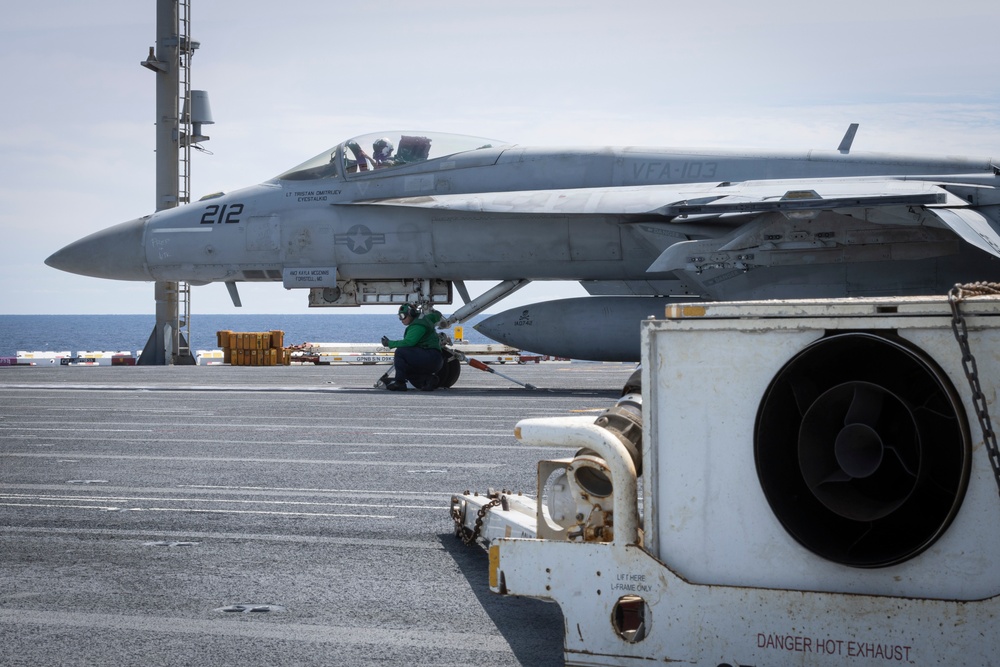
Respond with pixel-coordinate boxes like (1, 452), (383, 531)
(371, 137), (402, 168)
(345, 137), (402, 172)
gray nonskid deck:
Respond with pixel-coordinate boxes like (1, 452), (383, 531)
(0, 362), (632, 666)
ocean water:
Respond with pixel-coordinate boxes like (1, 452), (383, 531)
(0, 314), (495, 357)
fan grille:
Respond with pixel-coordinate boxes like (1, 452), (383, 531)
(755, 332), (971, 568)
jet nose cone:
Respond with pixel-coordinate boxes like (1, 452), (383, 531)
(45, 216), (150, 280)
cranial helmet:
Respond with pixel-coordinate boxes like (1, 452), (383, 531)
(373, 137), (394, 161)
(399, 303), (419, 321)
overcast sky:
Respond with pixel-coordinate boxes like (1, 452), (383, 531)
(2, 0), (998, 315)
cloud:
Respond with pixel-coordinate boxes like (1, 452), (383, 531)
(3, 0), (999, 314)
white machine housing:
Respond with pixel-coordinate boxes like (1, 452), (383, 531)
(482, 295), (1000, 667)
(644, 297), (1000, 601)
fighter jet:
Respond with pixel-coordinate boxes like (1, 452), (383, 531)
(46, 128), (1000, 361)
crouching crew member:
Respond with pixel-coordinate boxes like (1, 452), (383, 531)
(381, 304), (444, 391)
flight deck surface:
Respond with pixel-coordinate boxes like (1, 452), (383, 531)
(0, 362), (631, 666)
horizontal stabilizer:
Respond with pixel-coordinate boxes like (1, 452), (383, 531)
(929, 208), (1000, 258)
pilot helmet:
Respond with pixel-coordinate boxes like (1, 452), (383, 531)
(399, 303), (419, 321)
(373, 137), (394, 161)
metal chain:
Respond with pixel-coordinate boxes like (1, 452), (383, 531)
(453, 495), (503, 546)
(948, 282), (1000, 498)
(450, 502), (469, 541)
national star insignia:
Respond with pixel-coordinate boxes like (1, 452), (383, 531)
(335, 224), (385, 255)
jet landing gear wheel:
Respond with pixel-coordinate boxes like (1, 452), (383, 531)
(754, 332), (971, 568)
(435, 349), (462, 388)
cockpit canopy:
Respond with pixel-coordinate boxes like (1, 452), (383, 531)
(277, 131), (505, 181)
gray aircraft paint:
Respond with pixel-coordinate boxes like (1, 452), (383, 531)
(47, 130), (1000, 360)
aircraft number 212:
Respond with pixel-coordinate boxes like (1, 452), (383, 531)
(200, 203), (244, 225)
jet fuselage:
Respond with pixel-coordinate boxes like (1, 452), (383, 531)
(48, 135), (999, 290)
(46, 131), (1000, 360)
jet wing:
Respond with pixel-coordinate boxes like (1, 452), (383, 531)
(363, 178), (955, 216)
(360, 182), (727, 216)
(642, 179), (1000, 272)
(365, 178), (1000, 264)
